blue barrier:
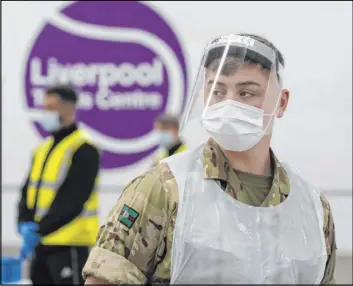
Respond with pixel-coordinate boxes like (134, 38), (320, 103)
(1, 256), (22, 284)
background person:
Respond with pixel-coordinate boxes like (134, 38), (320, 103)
(153, 114), (187, 164)
(17, 85), (101, 285)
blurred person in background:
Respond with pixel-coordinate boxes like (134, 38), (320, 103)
(17, 85), (100, 285)
(153, 114), (187, 165)
(83, 33), (336, 284)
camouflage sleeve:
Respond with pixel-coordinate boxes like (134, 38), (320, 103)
(320, 195), (337, 284)
(82, 165), (172, 284)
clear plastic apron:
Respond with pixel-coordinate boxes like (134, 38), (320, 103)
(162, 145), (327, 284)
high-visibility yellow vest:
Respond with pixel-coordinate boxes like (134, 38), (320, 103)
(26, 129), (99, 246)
(156, 144), (188, 162)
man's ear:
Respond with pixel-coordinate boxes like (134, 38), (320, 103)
(277, 89), (290, 118)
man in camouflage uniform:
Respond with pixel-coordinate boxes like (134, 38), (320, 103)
(83, 34), (336, 284)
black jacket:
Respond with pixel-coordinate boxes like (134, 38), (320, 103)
(17, 123), (100, 237)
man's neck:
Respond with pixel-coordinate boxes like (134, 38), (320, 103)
(62, 117), (75, 128)
(168, 139), (182, 155)
(52, 121), (77, 141)
(222, 137), (272, 176)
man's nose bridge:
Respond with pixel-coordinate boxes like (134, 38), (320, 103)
(225, 89), (240, 102)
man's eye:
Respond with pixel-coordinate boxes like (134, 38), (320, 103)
(239, 91), (254, 97)
(213, 90), (224, 97)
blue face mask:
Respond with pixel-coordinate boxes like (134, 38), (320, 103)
(39, 111), (61, 132)
(158, 131), (175, 148)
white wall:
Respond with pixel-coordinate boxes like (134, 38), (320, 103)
(2, 1), (352, 252)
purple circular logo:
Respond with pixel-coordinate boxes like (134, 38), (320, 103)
(24, 1), (188, 169)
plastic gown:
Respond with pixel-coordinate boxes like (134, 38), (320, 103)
(161, 146), (327, 284)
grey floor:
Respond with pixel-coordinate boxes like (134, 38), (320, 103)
(2, 246), (352, 284)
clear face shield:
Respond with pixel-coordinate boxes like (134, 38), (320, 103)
(180, 34), (284, 151)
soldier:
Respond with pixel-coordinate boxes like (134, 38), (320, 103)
(83, 33), (337, 284)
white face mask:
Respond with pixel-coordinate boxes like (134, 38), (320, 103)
(39, 111), (61, 132)
(158, 130), (175, 148)
(201, 100), (273, 152)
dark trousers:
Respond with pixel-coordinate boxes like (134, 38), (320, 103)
(30, 245), (89, 285)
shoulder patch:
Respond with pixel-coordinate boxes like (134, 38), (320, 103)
(118, 204), (140, 229)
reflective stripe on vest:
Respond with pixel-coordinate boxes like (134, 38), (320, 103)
(27, 129), (99, 246)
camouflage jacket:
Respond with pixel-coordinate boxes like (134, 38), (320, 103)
(83, 140), (337, 284)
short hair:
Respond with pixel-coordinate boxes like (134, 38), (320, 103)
(206, 34), (285, 82)
(45, 85), (78, 104)
(155, 114), (180, 129)
(208, 57), (243, 77)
